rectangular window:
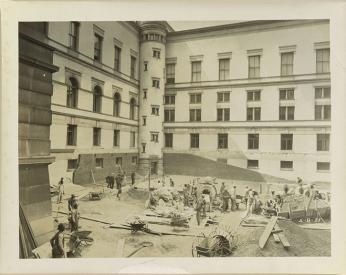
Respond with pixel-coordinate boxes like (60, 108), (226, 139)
(166, 63), (175, 84)
(279, 106), (295, 120)
(151, 106), (159, 116)
(317, 134), (330, 151)
(219, 58), (230, 80)
(281, 134), (293, 150)
(164, 95), (175, 105)
(315, 105), (331, 120)
(190, 133), (199, 149)
(130, 131), (136, 148)
(189, 109), (201, 122)
(144, 62), (148, 71)
(152, 79), (160, 88)
(95, 158), (103, 168)
(67, 159), (78, 170)
(248, 55), (260, 78)
(190, 93), (202, 104)
(94, 33), (103, 62)
(279, 89), (295, 100)
(280, 161), (293, 170)
(315, 87), (331, 99)
(153, 49), (161, 59)
(130, 56), (136, 78)
(142, 116), (146, 126)
(247, 90), (261, 101)
(113, 130), (120, 147)
(132, 156), (138, 165)
(143, 89), (147, 99)
(248, 134), (259, 150)
(66, 124), (77, 146)
(281, 52), (294, 76)
(247, 107), (261, 121)
(164, 109), (175, 122)
(247, 159), (258, 169)
(69, 22), (79, 51)
(150, 132), (159, 143)
(141, 143), (146, 153)
(191, 61), (201, 82)
(93, 127), (101, 146)
(217, 108), (230, 121)
(114, 46), (121, 72)
(316, 48), (330, 73)
(165, 133), (173, 148)
(218, 133), (228, 149)
(217, 92), (230, 103)
(317, 162), (330, 171)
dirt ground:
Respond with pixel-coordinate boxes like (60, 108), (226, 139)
(51, 175), (331, 258)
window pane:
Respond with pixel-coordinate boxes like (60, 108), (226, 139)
(287, 107), (294, 120)
(224, 109), (230, 121)
(315, 105), (322, 120)
(324, 105), (331, 120)
(254, 108), (261, 120)
(279, 107), (286, 120)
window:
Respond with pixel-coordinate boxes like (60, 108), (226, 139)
(153, 49), (161, 59)
(144, 62), (148, 71)
(217, 108), (230, 121)
(279, 106), (295, 120)
(66, 124), (77, 146)
(143, 89), (147, 99)
(281, 134), (293, 150)
(114, 46), (121, 72)
(317, 162), (330, 171)
(67, 159), (78, 170)
(95, 158), (103, 168)
(219, 58), (230, 80)
(164, 95), (175, 105)
(279, 89), (294, 100)
(191, 61), (201, 82)
(248, 55), (260, 78)
(280, 161), (293, 170)
(164, 109), (175, 122)
(94, 33), (103, 62)
(113, 93), (121, 117)
(315, 105), (331, 120)
(316, 48), (330, 73)
(189, 109), (201, 121)
(217, 92), (230, 102)
(93, 127), (101, 146)
(151, 106), (159, 116)
(69, 22), (79, 51)
(247, 107), (261, 121)
(151, 132), (159, 143)
(142, 143), (146, 153)
(166, 63), (175, 84)
(281, 52), (294, 76)
(248, 134), (259, 150)
(247, 159), (258, 169)
(218, 133), (228, 149)
(93, 85), (102, 113)
(165, 133), (173, 148)
(113, 130), (120, 147)
(190, 133), (199, 149)
(116, 157), (122, 166)
(132, 156), (138, 165)
(247, 90), (261, 101)
(190, 93), (201, 104)
(142, 116), (146, 126)
(317, 134), (330, 151)
(130, 56), (136, 78)
(130, 131), (136, 147)
(66, 77), (78, 108)
(315, 87), (331, 99)
(152, 79), (160, 88)
(129, 98), (136, 120)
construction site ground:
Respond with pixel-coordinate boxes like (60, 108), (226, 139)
(51, 174), (331, 257)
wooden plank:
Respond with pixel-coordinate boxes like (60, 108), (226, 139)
(274, 225), (290, 249)
(258, 216), (278, 249)
(241, 223), (266, 227)
(271, 229), (283, 234)
(53, 210), (112, 225)
(273, 233), (280, 243)
(115, 239), (125, 257)
(299, 223), (330, 230)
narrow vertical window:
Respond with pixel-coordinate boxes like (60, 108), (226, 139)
(248, 55), (260, 78)
(316, 48), (330, 73)
(281, 52), (294, 76)
(93, 85), (102, 113)
(130, 56), (136, 78)
(219, 58), (230, 80)
(130, 98), (136, 120)
(113, 93), (121, 117)
(191, 61), (201, 82)
(69, 22), (79, 51)
(94, 33), (103, 62)
(114, 46), (121, 72)
(66, 77), (78, 108)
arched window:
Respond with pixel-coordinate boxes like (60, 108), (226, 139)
(93, 85), (102, 113)
(67, 77), (78, 108)
(113, 92), (121, 117)
(130, 98), (136, 120)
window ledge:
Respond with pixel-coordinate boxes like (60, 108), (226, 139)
(248, 167), (259, 170)
(316, 170), (330, 173)
(280, 168), (293, 171)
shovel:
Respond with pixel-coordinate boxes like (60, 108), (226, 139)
(126, 241), (153, 257)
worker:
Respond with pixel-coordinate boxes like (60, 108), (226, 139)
(68, 194), (77, 212)
(221, 188), (230, 212)
(195, 195), (206, 226)
(57, 178), (64, 204)
(131, 171), (136, 186)
(70, 202), (80, 232)
(115, 173), (123, 200)
(243, 186), (250, 205)
(170, 178), (174, 187)
(220, 182), (226, 197)
(109, 173), (115, 189)
(230, 185), (237, 211)
(182, 184), (189, 206)
(191, 186), (198, 206)
(50, 223), (66, 258)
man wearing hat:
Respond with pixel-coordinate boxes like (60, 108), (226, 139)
(68, 194), (77, 212)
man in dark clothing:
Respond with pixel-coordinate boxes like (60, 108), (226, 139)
(50, 223), (66, 258)
(131, 172), (135, 186)
(105, 176), (111, 188)
(195, 196), (206, 226)
(221, 189), (230, 212)
(109, 174), (115, 189)
(115, 173), (123, 200)
(68, 194), (77, 212)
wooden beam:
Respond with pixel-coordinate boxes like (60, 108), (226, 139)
(274, 224), (290, 249)
(273, 233), (280, 243)
(258, 216), (278, 249)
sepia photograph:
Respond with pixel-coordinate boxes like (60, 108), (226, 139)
(18, 19), (332, 259)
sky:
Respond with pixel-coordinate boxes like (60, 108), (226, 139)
(168, 21), (243, 31)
